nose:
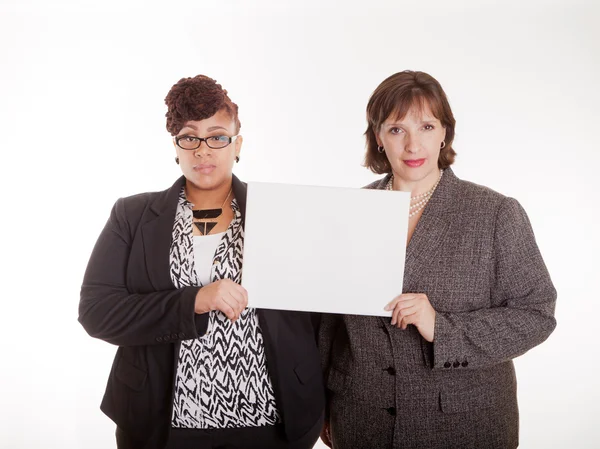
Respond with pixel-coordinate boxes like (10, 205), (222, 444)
(404, 133), (418, 154)
(194, 140), (212, 157)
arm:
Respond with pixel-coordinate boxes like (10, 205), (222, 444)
(431, 197), (557, 370)
(78, 198), (207, 347)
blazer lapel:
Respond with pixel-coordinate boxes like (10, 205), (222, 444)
(141, 176), (186, 291)
(232, 174), (247, 228)
(403, 216), (449, 289)
(142, 215), (176, 291)
(403, 169), (457, 291)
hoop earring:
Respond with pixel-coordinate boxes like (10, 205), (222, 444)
(175, 157), (179, 164)
(377, 145), (385, 153)
(235, 156), (240, 163)
(440, 141), (446, 149)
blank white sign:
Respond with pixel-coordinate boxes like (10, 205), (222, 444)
(242, 182), (410, 316)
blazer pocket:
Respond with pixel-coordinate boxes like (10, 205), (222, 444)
(439, 385), (495, 414)
(115, 357), (148, 392)
(326, 367), (351, 394)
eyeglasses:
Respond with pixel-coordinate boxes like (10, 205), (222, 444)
(175, 135), (239, 150)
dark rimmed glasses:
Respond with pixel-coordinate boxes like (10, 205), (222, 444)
(175, 135), (239, 150)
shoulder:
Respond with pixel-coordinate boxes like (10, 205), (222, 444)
(448, 174), (529, 230)
(114, 190), (165, 217)
(118, 190), (163, 206)
(452, 175), (514, 214)
(110, 178), (180, 226)
(455, 176), (506, 203)
(362, 174), (391, 190)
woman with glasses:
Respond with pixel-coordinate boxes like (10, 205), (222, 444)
(318, 71), (557, 448)
(79, 75), (324, 449)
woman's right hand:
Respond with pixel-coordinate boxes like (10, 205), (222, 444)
(194, 279), (248, 321)
(321, 419), (332, 447)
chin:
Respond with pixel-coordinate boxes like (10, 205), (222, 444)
(396, 166), (423, 180)
(407, 163), (436, 176)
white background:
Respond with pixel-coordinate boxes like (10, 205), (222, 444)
(0, 0), (598, 448)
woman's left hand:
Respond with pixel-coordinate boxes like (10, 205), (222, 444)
(385, 293), (436, 342)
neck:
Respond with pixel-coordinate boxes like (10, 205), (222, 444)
(185, 177), (233, 209)
(392, 169), (441, 197)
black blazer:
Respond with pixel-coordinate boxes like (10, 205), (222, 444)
(79, 175), (325, 449)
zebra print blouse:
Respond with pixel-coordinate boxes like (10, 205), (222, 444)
(169, 187), (280, 429)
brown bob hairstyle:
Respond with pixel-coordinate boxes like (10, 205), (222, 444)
(364, 70), (456, 174)
(164, 75), (241, 136)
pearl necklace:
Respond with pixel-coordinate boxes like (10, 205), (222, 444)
(386, 169), (444, 218)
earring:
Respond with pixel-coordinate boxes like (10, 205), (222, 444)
(440, 141), (446, 149)
(235, 156), (240, 163)
(175, 157), (179, 164)
(377, 145), (385, 153)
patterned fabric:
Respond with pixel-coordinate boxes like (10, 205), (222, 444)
(319, 168), (556, 449)
(170, 188), (280, 429)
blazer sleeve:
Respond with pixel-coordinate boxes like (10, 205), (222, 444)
(78, 198), (208, 347)
(430, 197), (557, 370)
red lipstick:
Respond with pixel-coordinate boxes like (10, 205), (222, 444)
(403, 159), (426, 168)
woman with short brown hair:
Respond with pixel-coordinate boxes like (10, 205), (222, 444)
(319, 70), (557, 449)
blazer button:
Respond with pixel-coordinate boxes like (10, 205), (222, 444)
(461, 360), (469, 367)
(156, 336), (163, 343)
(386, 407), (396, 416)
(178, 332), (186, 339)
(443, 362), (451, 369)
(164, 334), (171, 341)
(171, 333), (178, 340)
(453, 361), (460, 368)
(385, 366), (396, 375)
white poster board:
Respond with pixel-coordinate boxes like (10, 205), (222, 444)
(242, 182), (410, 316)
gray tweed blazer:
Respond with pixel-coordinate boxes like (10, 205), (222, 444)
(319, 168), (557, 449)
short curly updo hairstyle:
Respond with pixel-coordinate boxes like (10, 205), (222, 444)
(364, 70), (456, 174)
(164, 75), (241, 136)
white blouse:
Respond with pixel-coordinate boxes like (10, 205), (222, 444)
(193, 232), (226, 285)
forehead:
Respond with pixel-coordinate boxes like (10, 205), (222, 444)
(180, 109), (235, 132)
(385, 98), (440, 125)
